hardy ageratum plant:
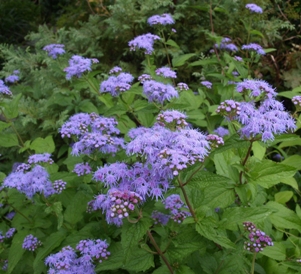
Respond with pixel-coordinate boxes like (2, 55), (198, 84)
(43, 44), (66, 59)
(128, 33), (160, 54)
(245, 3), (263, 14)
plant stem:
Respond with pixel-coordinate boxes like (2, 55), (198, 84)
(239, 140), (254, 184)
(7, 203), (33, 224)
(178, 178), (197, 222)
(183, 162), (204, 186)
(251, 252), (257, 274)
(147, 230), (174, 274)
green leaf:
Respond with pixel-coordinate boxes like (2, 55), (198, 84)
(221, 207), (272, 230)
(266, 201), (301, 232)
(121, 218), (151, 263)
(248, 160), (297, 188)
(166, 39), (180, 49)
(176, 265), (195, 274)
(7, 230), (28, 274)
(152, 266), (170, 274)
(0, 133), (19, 148)
(281, 177), (298, 189)
(45, 202), (64, 229)
(250, 29), (264, 38)
(264, 48), (276, 53)
(0, 121), (10, 131)
(172, 53), (195, 67)
(275, 191), (294, 204)
(252, 141), (266, 160)
(3, 93), (22, 119)
(260, 242), (286, 261)
(64, 191), (91, 225)
(33, 230), (67, 272)
(124, 247), (154, 272)
(188, 58), (219, 67)
(282, 155), (301, 169)
(136, 111), (155, 127)
(30, 136), (55, 153)
(79, 100), (99, 113)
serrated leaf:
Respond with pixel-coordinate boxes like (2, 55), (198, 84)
(252, 141), (266, 160)
(221, 207), (272, 230)
(121, 218), (151, 263)
(166, 39), (180, 49)
(79, 100), (99, 113)
(248, 160), (297, 188)
(124, 247), (154, 272)
(260, 242), (286, 261)
(33, 230), (67, 272)
(0, 133), (19, 147)
(30, 136), (55, 153)
(3, 93), (22, 119)
(172, 53), (195, 67)
(275, 191), (293, 204)
(0, 121), (10, 131)
(282, 155), (301, 169)
(187, 171), (231, 189)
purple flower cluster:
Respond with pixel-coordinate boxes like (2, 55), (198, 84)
(128, 33), (160, 55)
(45, 241), (107, 274)
(177, 82), (189, 91)
(64, 55), (98, 80)
(201, 81), (212, 89)
(243, 222), (273, 252)
(206, 134), (224, 148)
(100, 72), (134, 96)
(6, 211), (15, 220)
(87, 188), (142, 226)
(151, 211), (170, 225)
(214, 126), (229, 137)
(53, 180), (67, 194)
(234, 56), (243, 62)
(163, 194), (191, 223)
(155, 67), (177, 78)
(215, 37), (238, 52)
(138, 74), (153, 83)
(147, 14), (174, 26)
(109, 66), (122, 74)
(43, 44), (65, 59)
(22, 234), (42, 251)
(5, 70), (20, 84)
(216, 100), (241, 120)
(242, 43), (265, 55)
(0, 80), (12, 96)
(5, 228), (16, 239)
(156, 110), (188, 130)
(60, 113), (124, 156)
(236, 79), (277, 98)
(245, 3), (263, 14)
(74, 162), (92, 176)
(28, 153), (54, 165)
(292, 95), (301, 108)
(143, 80), (178, 103)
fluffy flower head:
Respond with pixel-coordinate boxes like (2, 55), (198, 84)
(147, 14), (174, 26)
(43, 44), (65, 59)
(128, 33), (160, 54)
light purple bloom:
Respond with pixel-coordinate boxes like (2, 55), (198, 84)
(214, 127), (229, 137)
(155, 67), (177, 78)
(5, 228), (16, 238)
(177, 82), (189, 91)
(0, 80), (12, 96)
(292, 96), (301, 108)
(143, 80), (178, 103)
(236, 79), (277, 98)
(6, 211), (15, 220)
(156, 110), (188, 130)
(138, 74), (152, 83)
(128, 33), (160, 54)
(245, 3), (263, 14)
(163, 194), (191, 223)
(109, 66), (122, 74)
(100, 72), (134, 96)
(43, 44), (65, 59)
(215, 38), (238, 52)
(74, 162), (92, 176)
(76, 239), (110, 263)
(28, 153), (54, 165)
(216, 100), (241, 120)
(22, 234), (42, 251)
(242, 43), (265, 55)
(5, 74), (19, 83)
(206, 134), (224, 148)
(201, 81), (212, 89)
(147, 14), (174, 26)
(234, 56), (243, 62)
(53, 180), (67, 194)
(151, 211), (170, 225)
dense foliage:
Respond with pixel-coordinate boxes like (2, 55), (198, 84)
(1, 1), (301, 274)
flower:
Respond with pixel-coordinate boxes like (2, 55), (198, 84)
(0, 80), (12, 96)
(245, 3), (263, 14)
(147, 14), (174, 26)
(151, 211), (170, 225)
(216, 100), (241, 120)
(73, 162), (92, 176)
(109, 66), (122, 74)
(242, 43), (265, 55)
(214, 126), (229, 137)
(5, 228), (16, 239)
(177, 82), (189, 91)
(22, 234), (42, 251)
(128, 33), (160, 54)
(43, 44), (65, 59)
(143, 80), (178, 103)
(206, 134), (224, 148)
(53, 180), (67, 194)
(201, 81), (212, 89)
(100, 72), (134, 96)
(155, 67), (177, 78)
(236, 79), (277, 98)
(292, 95), (301, 108)
(5, 74), (19, 83)
(138, 74), (152, 83)
(76, 239), (110, 263)
(28, 153), (54, 165)
(234, 56), (243, 62)
(156, 110), (188, 130)
(215, 38), (238, 52)
(163, 194), (191, 223)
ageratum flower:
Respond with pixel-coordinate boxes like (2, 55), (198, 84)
(0, 80), (12, 96)
(128, 33), (160, 54)
(5, 74), (19, 83)
(242, 43), (265, 55)
(147, 14), (174, 26)
(156, 110), (188, 130)
(43, 44), (65, 59)
(163, 194), (191, 223)
(151, 211), (170, 225)
(292, 95), (301, 108)
(177, 82), (189, 91)
(245, 3), (263, 14)
(201, 81), (212, 89)
(236, 79), (277, 98)
(109, 66), (122, 74)
(22, 235), (42, 251)
(100, 72), (134, 96)
(73, 162), (92, 176)
(215, 37), (238, 52)
(143, 80), (178, 103)
(76, 239), (110, 263)
(155, 67), (177, 78)
(214, 126), (229, 137)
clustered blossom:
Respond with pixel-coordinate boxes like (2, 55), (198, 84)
(245, 3), (263, 14)
(201, 81), (212, 89)
(0, 80), (12, 96)
(100, 72), (134, 96)
(5, 228), (16, 239)
(138, 74), (152, 83)
(74, 162), (92, 176)
(147, 14), (174, 26)
(43, 44), (65, 59)
(45, 240), (108, 274)
(60, 113), (124, 156)
(1, 260), (8, 271)
(53, 180), (67, 194)
(214, 126), (229, 137)
(5, 70), (20, 84)
(155, 67), (177, 78)
(206, 134), (224, 148)
(28, 153), (54, 165)
(177, 82), (189, 91)
(243, 222), (273, 252)
(22, 234), (42, 251)
(215, 37), (238, 52)
(234, 56), (243, 62)
(292, 95), (301, 108)
(109, 66), (122, 74)
(156, 110), (188, 130)
(128, 33), (160, 55)
(143, 80), (178, 103)
(242, 43), (265, 55)
(163, 194), (191, 223)
(216, 100), (241, 120)
(151, 211), (170, 225)
(6, 211), (15, 220)
(64, 55), (98, 80)
(236, 79), (277, 98)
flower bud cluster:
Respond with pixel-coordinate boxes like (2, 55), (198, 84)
(0, 80), (12, 96)
(5, 228), (16, 239)
(216, 100), (241, 120)
(53, 180), (67, 194)
(155, 67), (177, 78)
(28, 153), (54, 165)
(138, 74), (153, 83)
(74, 162), (92, 176)
(156, 110), (188, 130)
(22, 234), (42, 251)
(109, 66), (122, 74)
(243, 222), (273, 253)
(206, 134), (224, 148)
(292, 96), (301, 109)
(76, 239), (110, 263)
(151, 211), (170, 225)
(163, 194), (191, 223)
(176, 82), (189, 91)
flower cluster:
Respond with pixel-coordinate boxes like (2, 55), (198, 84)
(128, 33), (160, 55)
(236, 79), (276, 98)
(100, 72), (134, 96)
(53, 180), (67, 194)
(76, 239), (110, 263)
(177, 82), (189, 91)
(216, 100), (241, 120)
(206, 134), (224, 148)
(143, 80), (178, 103)
(242, 43), (265, 55)
(5, 70), (20, 84)
(151, 211), (170, 225)
(28, 153), (54, 165)
(245, 3), (263, 14)
(163, 194), (191, 223)
(22, 234), (42, 251)
(60, 113), (124, 156)
(74, 162), (92, 176)
(109, 66), (122, 74)
(0, 80), (12, 96)
(5, 228), (16, 239)
(215, 37), (238, 52)
(64, 55), (98, 80)
(292, 95), (301, 108)
(155, 67), (177, 78)
(43, 44), (65, 59)
(243, 222), (273, 252)
(138, 74), (152, 83)
(214, 126), (229, 137)
(147, 14), (174, 26)
(156, 110), (188, 130)
(201, 81), (212, 89)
